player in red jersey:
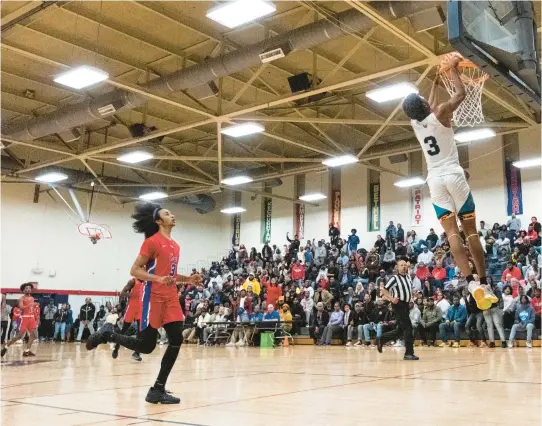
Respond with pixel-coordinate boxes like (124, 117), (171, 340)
(112, 278), (143, 361)
(86, 202), (201, 404)
(1, 283), (39, 358)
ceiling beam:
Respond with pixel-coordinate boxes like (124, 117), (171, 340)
(90, 154), (327, 163)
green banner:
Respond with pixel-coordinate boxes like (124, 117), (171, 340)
(261, 198), (272, 243)
(369, 183), (380, 232)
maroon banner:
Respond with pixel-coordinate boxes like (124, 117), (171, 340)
(295, 203), (305, 239)
(330, 190), (341, 230)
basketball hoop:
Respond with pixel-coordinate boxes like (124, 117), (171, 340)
(78, 222), (112, 244)
(439, 53), (489, 127)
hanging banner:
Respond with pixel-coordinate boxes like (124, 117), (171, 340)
(369, 183), (380, 232)
(330, 190), (341, 230)
(410, 187), (423, 226)
(505, 161), (523, 215)
(232, 214), (241, 246)
(295, 203), (305, 240)
(261, 198), (272, 243)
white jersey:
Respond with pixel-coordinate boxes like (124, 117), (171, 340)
(411, 113), (463, 179)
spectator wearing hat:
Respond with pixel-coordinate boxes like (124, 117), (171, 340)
(279, 303), (293, 334)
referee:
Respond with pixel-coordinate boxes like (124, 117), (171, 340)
(377, 260), (418, 360)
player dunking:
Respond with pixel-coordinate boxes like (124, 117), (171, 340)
(86, 202), (201, 404)
(1, 283), (39, 358)
(402, 53), (496, 309)
(112, 278), (143, 361)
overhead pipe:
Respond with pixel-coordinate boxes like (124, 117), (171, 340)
(1, 2), (441, 141)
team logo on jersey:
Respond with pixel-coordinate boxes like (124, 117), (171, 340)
(169, 255), (178, 263)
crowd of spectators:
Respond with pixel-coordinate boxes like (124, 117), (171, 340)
(177, 215), (541, 349)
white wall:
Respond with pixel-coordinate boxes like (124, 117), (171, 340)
(1, 183), (230, 292)
(2, 128), (539, 293)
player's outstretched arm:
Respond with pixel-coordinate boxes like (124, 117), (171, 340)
(428, 71), (440, 110)
(436, 54), (466, 125)
(176, 274), (202, 285)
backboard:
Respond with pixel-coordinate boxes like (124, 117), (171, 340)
(448, 0), (541, 115)
(78, 222), (112, 243)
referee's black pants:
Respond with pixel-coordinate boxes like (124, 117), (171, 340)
(379, 301), (414, 356)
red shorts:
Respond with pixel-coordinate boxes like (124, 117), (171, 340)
(124, 299), (142, 323)
(143, 296), (184, 330)
(20, 316), (37, 334)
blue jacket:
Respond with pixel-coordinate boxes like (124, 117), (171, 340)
(446, 304), (467, 323)
(263, 311), (280, 321)
(348, 234), (360, 250)
(250, 312), (263, 322)
(386, 225), (397, 239)
(515, 304), (535, 325)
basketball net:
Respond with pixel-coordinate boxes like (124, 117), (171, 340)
(439, 54), (488, 127)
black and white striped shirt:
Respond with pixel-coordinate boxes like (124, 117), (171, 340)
(384, 274), (413, 303)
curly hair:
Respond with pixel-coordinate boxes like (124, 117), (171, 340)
(402, 93), (431, 121)
(131, 201), (162, 239)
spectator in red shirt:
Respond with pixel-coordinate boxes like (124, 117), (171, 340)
(291, 260), (305, 283)
(416, 262), (431, 281)
(432, 260), (447, 280)
(530, 288), (541, 329)
(266, 279), (282, 309)
(501, 262), (522, 282)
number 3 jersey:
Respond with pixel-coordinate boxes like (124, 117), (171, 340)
(139, 232), (180, 301)
(411, 113), (464, 180)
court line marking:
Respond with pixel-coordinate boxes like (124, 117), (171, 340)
(5, 371), (268, 399)
(147, 361), (488, 417)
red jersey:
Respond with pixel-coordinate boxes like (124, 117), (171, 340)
(139, 232), (180, 300)
(20, 295), (35, 316)
(130, 279), (143, 302)
(531, 297), (541, 316)
(292, 265), (305, 281)
(12, 307), (21, 322)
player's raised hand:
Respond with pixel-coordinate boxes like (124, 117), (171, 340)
(449, 52), (463, 68)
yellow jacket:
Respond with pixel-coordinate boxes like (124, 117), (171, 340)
(242, 278), (260, 295)
(279, 309), (293, 328)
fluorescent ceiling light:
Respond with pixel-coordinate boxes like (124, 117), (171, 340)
(35, 172), (68, 183)
(221, 206), (247, 214)
(394, 177), (425, 188)
(221, 122), (265, 137)
(366, 82), (418, 103)
(53, 66), (109, 89)
(299, 193), (327, 202)
(512, 158), (542, 168)
(139, 191), (168, 201)
(117, 151), (154, 164)
(221, 176), (253, 185)
(206, 0), (276, 29)
(322, 154), (359, 167)
(454, 128), (496, 143)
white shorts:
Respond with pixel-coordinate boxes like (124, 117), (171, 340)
(426, 173), (474, 219)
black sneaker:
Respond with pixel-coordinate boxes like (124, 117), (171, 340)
(132, 352), (142, 361)
(489, 342), (496, 348)
(86, 323), (114, 351)
(1, 348), (7, 358)
(112, 349), (119, 359)
(145, 387), (180, 404)
(376, 338), (383, 353)
(500, 341), (507, 348)
(403, 354), (419, 361)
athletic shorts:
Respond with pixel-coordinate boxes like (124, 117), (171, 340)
(124, 299), (142, 323)
(141, 296), (184, 331)
(19, 316), (37, 334)
(427, 172), (475, 220)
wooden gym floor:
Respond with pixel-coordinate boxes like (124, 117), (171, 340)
(1, 342), (540, 426)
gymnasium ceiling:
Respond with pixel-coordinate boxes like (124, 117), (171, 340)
(1, 1), (540, 204)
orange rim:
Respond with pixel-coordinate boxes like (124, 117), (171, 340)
(439, 58), (489, 82)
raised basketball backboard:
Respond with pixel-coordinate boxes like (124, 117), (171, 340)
(448, 0), (541, 115)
